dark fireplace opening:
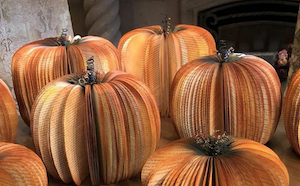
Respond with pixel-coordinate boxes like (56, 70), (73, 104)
(198, 0), (299, 60)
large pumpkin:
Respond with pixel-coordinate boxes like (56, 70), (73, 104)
(0, 79), (18, 142)
(118, 24), (216, 115)
(12, 34), (122, 125)
(0, 142), (47, 186)
(283, 68), (300, 154)
(31, 66), (160, 185)
(142, 135), (289, 186)
(170, 46), (281, 144)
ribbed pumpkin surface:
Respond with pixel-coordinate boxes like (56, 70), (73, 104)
(141, 138), (289, 186)
(284, 69), (300, 154)
(12, 36), (122, 125)
(0, 79), (18, 142)
(171, 54), (281, 144)
(0, 142), (47, 186)
(31, 71), (160, 185)
(118, 24), (216, 115)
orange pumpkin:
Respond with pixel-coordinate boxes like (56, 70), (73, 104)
(118, 24), (216, 115)
(0, 79), (18, 142)
(31, 65), (160, 185)
(142, 136), (289, 186)
(170, 46), (281, 144)
(12, 34), (122, 125)
(0, 142), (47, 186)
(284, 69), (300, 154)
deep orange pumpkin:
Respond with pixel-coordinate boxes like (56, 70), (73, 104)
(0, 79), (18, 142)
(31, 69), (160, 185)
(12, 35), (122, 125)
(142, 136), (289, 186)
(0, 142), (47, 186)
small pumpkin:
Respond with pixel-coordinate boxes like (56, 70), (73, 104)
(12, 33), (122, 125)
(142, 135), (289, 186)
(170, 42), (281, 144)
(284, 68), (300, 154)
(118, 23), (216, 115)
(0, 79), (18, 142)
(31, 60), (160, 185)
(0, 142), (47, 186)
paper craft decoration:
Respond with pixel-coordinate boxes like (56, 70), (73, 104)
(12, 33), (122, 125)
(0, 79), (18, 142)
(142, 135), (289, 186)
(118, 23), (216, 115)
(0, 142), (47, 186)
(170, 42), (281, 144)
(31, 60), (160, 185)
(284, 68), (300, 154)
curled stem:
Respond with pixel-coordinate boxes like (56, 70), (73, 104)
(57, 28), (68, 46)
(69, 56), (97, 86)
(217, 40), (235, 63)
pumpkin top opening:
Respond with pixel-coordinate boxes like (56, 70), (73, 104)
(194, 134), (233, 156)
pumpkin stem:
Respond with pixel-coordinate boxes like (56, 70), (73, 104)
(194, 132), (232, 156)
(161, 14), (172, 34)
(217, 40), (235, 63)
(57, 28), (68, 46)
(69, 56), (97, 86)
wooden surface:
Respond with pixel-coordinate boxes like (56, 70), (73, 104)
(15, 91), (300, 185)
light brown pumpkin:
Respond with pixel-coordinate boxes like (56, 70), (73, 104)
(0, 79), (18, 142)
(142, 136), (289, 186)
(0, 142), (47, 186)
(170, 51), (281, 144)
(118, 24), (216, 115)
(31, 69), (160, 185)
(12, 35), (122, 125)
(284, 68), (300, 154)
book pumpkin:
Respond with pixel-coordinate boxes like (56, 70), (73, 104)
(12, 32), (122, 125)
(0, 142), (47, 186)
(142, 135), (289, 186)
(284, 68), (300, 155)
(119, 23), (216, 115)
(0, 79), (18, 142)
(170, 42), (281, 144)
(31, 59), (160, 185)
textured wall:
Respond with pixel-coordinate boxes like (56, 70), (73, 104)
(288, 3), (300, 83)
(0, 0), (73, 98)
